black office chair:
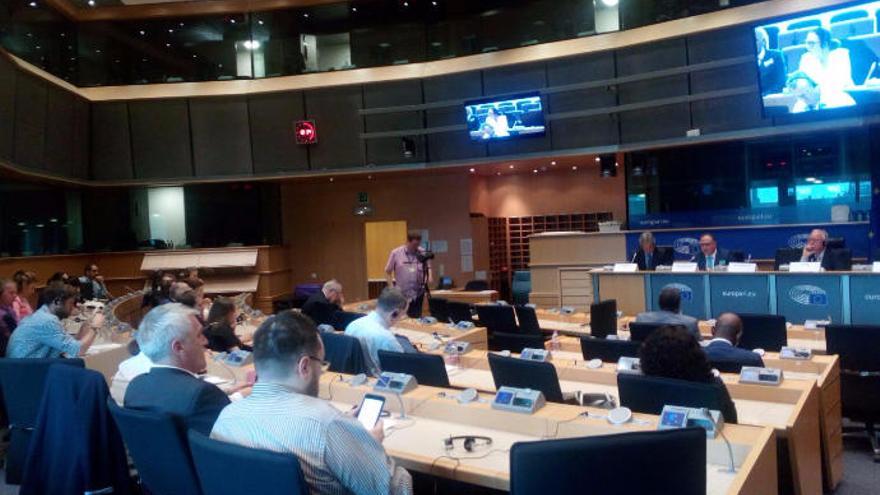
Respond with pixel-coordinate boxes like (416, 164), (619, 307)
(188, 430), (309, 495)
(830, 248), (853, 271)
(708, 359), (748, 374)
(628, 321), (665, 342)
(428, 297), (449, 322)
(618, 373), (737, 423)
(655, 246), (675, 266)
(589, 299), (617, 339)
(476, 304), (519, 334)
(775, 247), (803, 270)
(330, 311), (365, 331)
(107, 399), (202, 495)
(446, 301), (475, 325)
(579, 337), (640, 362)
(488, 352), (564, 403)
(514, 305), (543, 335)
(491, 332), (547, 354)
(322, 332), (370, 375)
(825, 324), (880, 460)
(509, 428), (707, 495)
(378, 350), (451, 388)
(728, 250), (746, 263)
(738, 313), (787, 352)
(464, 280), (490, 291)
(0, 358), (84, 484)
(826, 237), (846, 250)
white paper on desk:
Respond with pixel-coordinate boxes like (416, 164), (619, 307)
(86, 343), (123, 355)
(789, 262), (821, 273)
(202, 375), (230, 386)
(432, 240), (448, 254)
(873, 262), (880, 273)
(460, 238), (473, 256)
(461, 254), (473, 273)
(671, 262), (698, 272)
(613, 263), (638, 272)
(727, 262), (758, 273)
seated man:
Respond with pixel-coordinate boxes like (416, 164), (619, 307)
(704, 313), (764, 369)
(211, 311), (412, 495)
(635, 287), (700, 341)
(800, 228), (846, 271)
(124, 303), (229, 435)
(7, 284), (99, 359)
(109, 345), (153, 405)
(302, 279), (345, 327)
(632, 232), (671, 271)
(78, 264), (111, 301)
(694, 233), (734, 271)
(345, 288), (408, 375)
(640, 325), (737, 420)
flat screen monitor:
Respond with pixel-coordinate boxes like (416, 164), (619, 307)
(464, 92), (545, 141)
(755, 0), (880, 116)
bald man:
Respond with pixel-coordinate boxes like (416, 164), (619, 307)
(704, 313), (764, 369)
(302, 280), (345, 327)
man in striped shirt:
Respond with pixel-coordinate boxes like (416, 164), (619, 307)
(211, 311), (412, 495)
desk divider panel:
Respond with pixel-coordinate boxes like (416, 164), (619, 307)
(775, 275), (843, 325)
(648, 274), (708, 320)
(709, 274), (772, 318)
(848, 274), (880, 325)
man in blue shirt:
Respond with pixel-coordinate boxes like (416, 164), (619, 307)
(7, 284), (99, 359)
(345, 288), (408, 375)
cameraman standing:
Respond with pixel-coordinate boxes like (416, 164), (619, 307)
(384, 231), (432, 318)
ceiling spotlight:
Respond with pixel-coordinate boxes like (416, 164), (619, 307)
(496, 172), (501, 176)
(28, 1), (37, 7)
(352, 7), (357, 12)
(139, 30), (145, 35)
(469, 168), (475, 173)
(230, 18), (236, 24)
(243, 40), (261, 50)
(533, 169), (538, 174)
(601, 0), (619, 6)
(258, 20), (264, 25)
(508, 164), (514, 169)
(87, 0), (95, 6)
(594, 157), (601, 162)
(550, 161), (556, 165)
(572, 166), (578, 171)
(168, 28), (174, 33)
(303, 13), (309, 18)
(329, 177), (334, 182)
(179, 22), (184, 27)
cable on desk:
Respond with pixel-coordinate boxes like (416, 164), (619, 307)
(542, 411), (588, 439)
(326, 374), (344, 401)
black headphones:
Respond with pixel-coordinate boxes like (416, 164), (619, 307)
(443, 435), (493, 453)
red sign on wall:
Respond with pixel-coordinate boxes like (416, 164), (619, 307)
(295, 120), (318, 145)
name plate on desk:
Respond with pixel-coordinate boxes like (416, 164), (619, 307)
(727, 262), (758, 273)
(789, 262), (822, 273)
(671, 262), (698, 273)
(613, 263), (639, 273)
(874, 262), (880, 273)
(739, 367), (783, 386)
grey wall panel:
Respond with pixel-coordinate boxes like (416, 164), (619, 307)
(423, 72), (486, 162)
(691, 93), (766, 134)
(306, 85), (364, 170)
(552, 115), (619, 149)
(13, 74), (47, 169)
(427, 131), (486, 162)
(130, 99), (193, 179)
(547, 52), (619, 149)
(44, 87), (75, 176)
(248, 91), (308, 174)
(687, 27), (754, 64)
(364, 80), (424, 165)
(91, 102), (133, 180)
(617, 38), (687, 76)
(71, 98), (90, 179)
(0, 56), (16, 161)
(423, 72), (483, 102)
(483, 62), (546, 95)
(619, 104), (691, 143)
(190, 97), (252, 176)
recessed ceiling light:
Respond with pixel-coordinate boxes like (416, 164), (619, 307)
(258, 20), (264, 25)
(572, 166), (578, 170)
(230, 19), (236, 24)
(550, 161), (556, 165)
(508, 164), (514, 169)
(87, 0), (95, 6)
(594, 157), (601, 162)
(329, 177), (334, 182)
(352, 7), (357, 12)
(303, 13), (309, 18)
(469, 168), (475, 173)
(139, 30), (145, 35)
(179, 22), (184, 27)
(168, 28), (174, 33)
(496, 172), (501, 176)
(28, 1), (37, 7)
(533, 169), (538, 173)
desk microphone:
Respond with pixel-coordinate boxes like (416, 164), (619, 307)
(702, 408), (736, 473)
(630, 250), (638, 263)
(393, 392), (407, 420)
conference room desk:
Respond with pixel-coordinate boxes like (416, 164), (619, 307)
(414, 346), (820, 495)
(393, 318), (489, 350)
(344, 290), (499, 314)
(316, 372), (777, 494)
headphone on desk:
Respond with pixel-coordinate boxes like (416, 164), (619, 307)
(443, 435), (493, 453)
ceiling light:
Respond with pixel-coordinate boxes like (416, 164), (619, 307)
(243, 40), (261, 50)
(168, 28), (174, 33)
(469, 168), (475, 173)
(601, 0), (619, 6)
(508, 164), (514, 169)
(533, 169), (538, 174)
(572, 166), (578, 171)
(352, 7), (357, 12)
(139, 30), (145, 35)
(303, 13), (309, 18)
(230, 19), (236, 24)
(594, 157), (601, 162)
(28, 1), (37, 6)
(258, 20), (264, 25)
(496, 172), (501, 176)
(550, 161), (556, 165)
(329, 177), (334, 182)
(87, 0), (95, 6)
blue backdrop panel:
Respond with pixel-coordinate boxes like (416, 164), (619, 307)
(648, 274), (708, 320)
(709, 275), (771, 317)
(849, 275), (880, 325)
(775, 275), (843, 324)
(625, 223), (870, 261)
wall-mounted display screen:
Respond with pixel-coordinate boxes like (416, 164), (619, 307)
(755, 0), (880, 115)
(464, 93), (545, 141)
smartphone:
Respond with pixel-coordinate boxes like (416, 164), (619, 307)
(356, 394), (386, 430)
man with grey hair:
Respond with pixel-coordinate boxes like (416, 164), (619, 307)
(799, 228), (847, 271)
(124, 303), (229, 435)
(632, 231), (670, 271)
(345, 288), (409, 374)
(302, 279), (345, 327)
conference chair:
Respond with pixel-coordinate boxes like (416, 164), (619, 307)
(826, 237), (846, 250)
(0, 358), (84, 484)
(589, 299), (618, 339)
(513, 305), (543, 335)
(511, 271), (531, 306)
(491, 331), (547, 353)
(107, 399), (202, 495)
(774, 248), (803, 270)
(476, 304), (519, 334)
(188, 431), (309, 495)
(464, 280), (490, 291)
(825, 324), (880, 460)
(331, 310), (365, 331)
(446, 301), (476, 325)
(579, 337), (640, 362)
(628, 321), (665, 342)
(322, 332), (370, 375)
(654, 246), (675, 266)
(708, 359), (747, 374)
(728, 250), (746, 263)
(618, 373), (738, 424)
(428, 297), (449, 322)
(378, 350), (451, 388)
(830, 248), (853, 271)
(738, 313), (787, 352)
(488, 352), (564, 403)
(509, 428), (707, 495)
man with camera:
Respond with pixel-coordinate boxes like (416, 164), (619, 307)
(384, 231), (432, 318)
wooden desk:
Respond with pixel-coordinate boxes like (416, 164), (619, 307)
(430, 289), (499, 305)
(318, 372), (777, 494)
(393, 318), (489, 351)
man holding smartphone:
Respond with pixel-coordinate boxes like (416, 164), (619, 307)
(211, 311), (412, 495)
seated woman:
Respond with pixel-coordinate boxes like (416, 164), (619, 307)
(203, 297), (252, 353)
(639, 325), (737, 420)
(12, 270), (37, 321)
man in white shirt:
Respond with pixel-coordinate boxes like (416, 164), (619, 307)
(345, 288), (408, 374)
(211, 311), (412, 495)
(109, 348), (153, 404)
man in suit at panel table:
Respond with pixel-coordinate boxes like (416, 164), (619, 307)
(635, 287), (701, 341)
(124, 303), (230, 435)
(632, 232), (672, 271)
(800, 228), (848, 271)
(704, 312), (764, 368)
(694, 233), (735, 271)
